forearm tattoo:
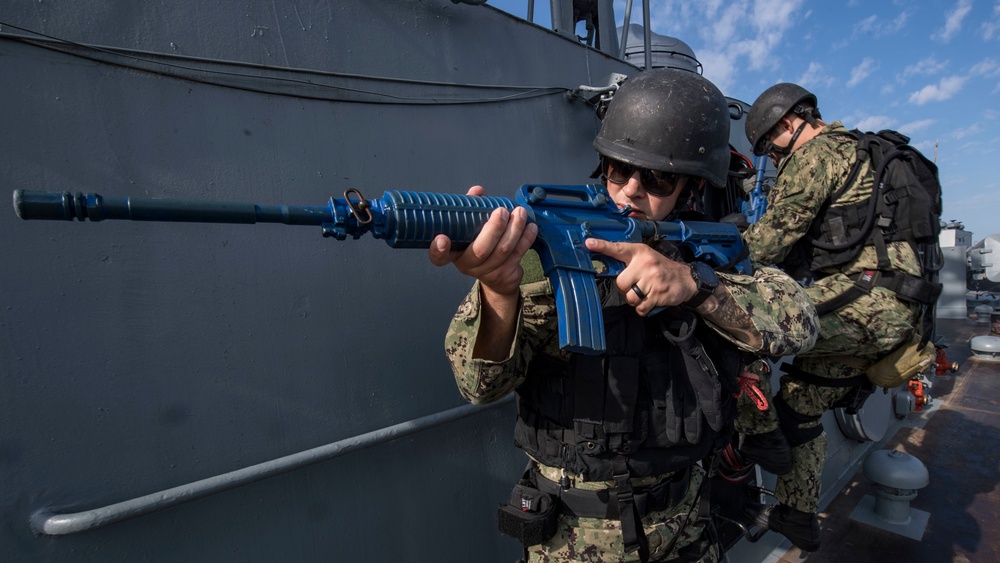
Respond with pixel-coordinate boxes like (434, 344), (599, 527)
(701, 286), (763, 349)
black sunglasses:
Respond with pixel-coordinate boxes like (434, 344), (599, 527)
(601, 157), (680, 197)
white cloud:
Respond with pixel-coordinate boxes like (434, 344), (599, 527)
(701, 1), (744, 45)
(853, 11), (909, 37)
(953, 123), (985, 140)
(902, 56), (949, 78)
(899, 119), (936, 133)
(644, 0), (807, 94)
(750, 0), (805, 34)
(855, 14), (878, 35)
(934, 0), (973, 42)
(908, 75), (968, 104)
(889, 11), (910, 33)
(854, 115), (896, 132)
(848, 57), (878, 87)
(981, 1), (1000, 40)
(697, 50), (740, 93)
(970, 58), (1000, 77)
(797, 62), (834, 90)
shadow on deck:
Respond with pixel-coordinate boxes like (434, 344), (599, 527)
(770, 317), (1000, 563)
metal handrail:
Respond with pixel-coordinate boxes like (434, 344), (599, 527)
(31, 395), (514, 535)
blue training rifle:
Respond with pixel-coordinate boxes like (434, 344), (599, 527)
(741, 155), (769, 224)
(12, 184), (751, 354)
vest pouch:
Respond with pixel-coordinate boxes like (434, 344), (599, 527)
(865, 332), (936, 388)
(797, 200), (871, 271)
(497, 483), (558, 547)
(645, 315), (710, 448)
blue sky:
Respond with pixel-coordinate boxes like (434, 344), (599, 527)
(488, 0), (1000, 243)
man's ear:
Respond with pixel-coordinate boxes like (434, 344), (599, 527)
(777, 115), (796, 134)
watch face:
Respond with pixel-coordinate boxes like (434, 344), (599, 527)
(683, 261), (719, 310)
(693, 261), (719, 289)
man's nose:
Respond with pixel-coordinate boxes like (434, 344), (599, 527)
(622, 173), (644, 197)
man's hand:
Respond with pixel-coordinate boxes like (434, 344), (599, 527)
(584, 238), (697, 316)
(427, 186), (538, 298)
(428, 186), (538, 361)
(588, 238), (765, 348)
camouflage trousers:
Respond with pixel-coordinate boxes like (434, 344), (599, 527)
(526, 464), (719, 563)
(773, 276), (919, 513)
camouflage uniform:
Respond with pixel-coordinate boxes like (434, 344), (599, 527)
(526, 463), (715, 563)
(444, 254), (818, 562)
(742, 121), (921, 513)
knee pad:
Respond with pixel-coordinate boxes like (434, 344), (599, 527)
(774, 396), (823, 447)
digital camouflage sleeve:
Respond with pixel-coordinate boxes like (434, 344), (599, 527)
(444, 255), (818, 404)
(742, 121), (922, 278)
(742, 121), (860, 267)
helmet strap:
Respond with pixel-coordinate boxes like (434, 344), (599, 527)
(792, 104), (821, 127)
(769, 119), (809, 159)
(678, 178), (709, 215)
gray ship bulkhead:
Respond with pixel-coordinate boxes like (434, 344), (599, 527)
(0, 2), (634, 561)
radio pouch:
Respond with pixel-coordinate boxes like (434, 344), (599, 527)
(497, 483), (559, 546)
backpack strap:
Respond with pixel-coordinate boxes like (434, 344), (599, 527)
(867, 140), (908, 270)
(779, 362), (869, 388)
(810, 130), (882, 253)
(814, 269), (941, 316)
(814, 270), (880, 316)
(831, 130), (866, 201)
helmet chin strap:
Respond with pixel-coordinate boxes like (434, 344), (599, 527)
(768, 120), (809, 159)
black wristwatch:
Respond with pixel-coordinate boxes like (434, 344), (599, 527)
(682, 261), (719, 310)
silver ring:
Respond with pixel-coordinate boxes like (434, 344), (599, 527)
(631, 283), (646, 300)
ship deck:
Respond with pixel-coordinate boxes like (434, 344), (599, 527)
(758, 316), (1000, 563)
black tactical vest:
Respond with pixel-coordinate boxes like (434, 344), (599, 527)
(782, 129), (942, 277)
(785, 197), (873, 274)
(511, 281), (742, 481)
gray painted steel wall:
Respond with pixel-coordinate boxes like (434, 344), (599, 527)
(0, 2), (636, 561)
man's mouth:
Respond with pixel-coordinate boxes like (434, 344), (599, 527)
(616, 200), (644, 218)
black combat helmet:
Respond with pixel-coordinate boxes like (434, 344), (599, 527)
(745, 83), (818, 156)
(593, 68), (730, 188)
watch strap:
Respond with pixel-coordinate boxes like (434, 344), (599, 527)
(682, 262), (718, 310)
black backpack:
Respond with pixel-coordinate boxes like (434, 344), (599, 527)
(848, 130), (940, 244)
(808, 129), (943, 345)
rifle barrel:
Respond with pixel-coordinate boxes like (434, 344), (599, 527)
(13, 190), (334, 225)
